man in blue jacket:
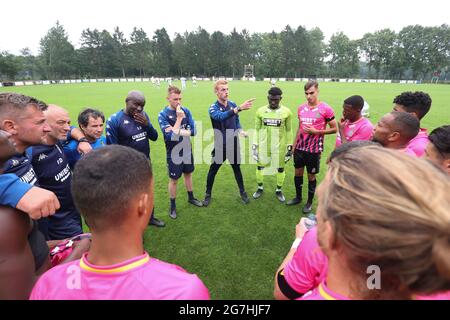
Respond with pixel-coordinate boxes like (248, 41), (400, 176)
(63, 108), (106, 169)
(203, 80), (255, 206)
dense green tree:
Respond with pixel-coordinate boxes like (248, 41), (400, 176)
(327, 32), (360, 78)
(129, 28), (152, 77)
(2, 24), (448, 81)
(360, 29), (397, 78)
(209, 31), (229, 76)
(112, 27), (131, 78)
(0, 51), (22, 80)
(152, 28), (173, 77)
(38, 21), (75, 79)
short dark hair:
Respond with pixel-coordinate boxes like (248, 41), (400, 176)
(390, 111), (420, 142)
(168, 86), (181, 95)
(78, 108), (105, 128)
(328, 140), (381, 163)
(268, 87), (282, 96)
(71, 145), (153, 231)
(429, 125), (450, 159)
(304, 80), (319, 91)
(344, 95), (364, 111)
(0, 93), (47, 120)
(393, 91), (432, 120)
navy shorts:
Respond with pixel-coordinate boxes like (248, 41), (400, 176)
(167, 155), (195, 180)
(293, 150), (321, 174)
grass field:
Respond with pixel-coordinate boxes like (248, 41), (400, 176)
(4, 81), (450, 299)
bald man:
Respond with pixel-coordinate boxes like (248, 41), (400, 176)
(106, 90), (165, 227)
(28, 105), (83, 240)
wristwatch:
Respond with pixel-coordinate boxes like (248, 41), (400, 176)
(78, 137), (89, 143)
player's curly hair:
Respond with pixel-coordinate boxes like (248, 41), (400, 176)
(393, 91), (432, 120)
(319, 146), (450, 299)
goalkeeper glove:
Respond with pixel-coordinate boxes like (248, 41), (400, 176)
(285, 145), (293, 163)
(252, 144), (259, 162)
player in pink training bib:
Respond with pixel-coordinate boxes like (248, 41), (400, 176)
(30, 252), (209, 300)
(274, 225), (328, 299)
(297, 146), (450, 300)
(288, 80), (337, 214)
(30, 145), (209, 300)
(336, 95), (373, 148)
(392, 91), (432, 157)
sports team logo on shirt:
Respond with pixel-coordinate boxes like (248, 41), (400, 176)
(38, 153), (48, 162)
(315, 112), (321, 119)
(263, 119), (282, 127)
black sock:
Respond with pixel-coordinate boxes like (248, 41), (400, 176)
(170, 198), (176, 210)
(232, 164), (245, 194)
(206, 163), (221, 195)
(187, 191), (194, 200)
(295, 176), (303, 199)
(307, 180), (316, 204)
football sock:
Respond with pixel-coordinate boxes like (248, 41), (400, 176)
(295, 176), (303, 199)
(256, 166), (264, 185)
(307, 179), (317, 204)
(276, 170), (286, 189)
(232, 164), (245, 194)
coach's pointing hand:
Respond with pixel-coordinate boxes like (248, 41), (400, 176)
(236, 98), (256, 113)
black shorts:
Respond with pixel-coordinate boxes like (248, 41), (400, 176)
(167, 155), (195, 180)
(293, 150), (321, 174)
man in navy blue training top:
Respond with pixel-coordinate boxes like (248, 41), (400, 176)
(29, 105), (83, 240)
(203, 80), (255, 206)
(106, 90), (165, 227)
(158, 86), (203, 219)
(0, 94), (63, 224)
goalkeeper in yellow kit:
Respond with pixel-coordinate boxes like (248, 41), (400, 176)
(252, 87), (293, 202)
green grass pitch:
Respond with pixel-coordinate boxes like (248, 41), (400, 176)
(4, 80), (450, 299)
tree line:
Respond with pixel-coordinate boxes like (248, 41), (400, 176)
(1, 22), (449, 81)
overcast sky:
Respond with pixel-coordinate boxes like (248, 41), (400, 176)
(1, 0), (449, 55)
